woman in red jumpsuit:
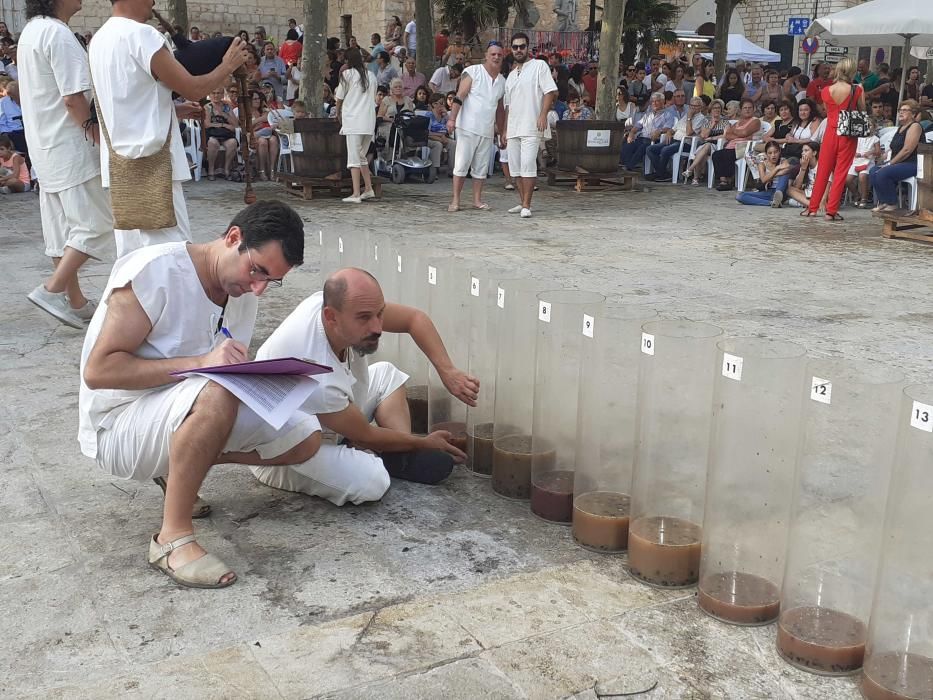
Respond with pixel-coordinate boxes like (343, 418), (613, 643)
(803, 57), (865, 221)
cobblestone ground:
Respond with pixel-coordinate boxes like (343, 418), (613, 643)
(2, 173), (931, 699)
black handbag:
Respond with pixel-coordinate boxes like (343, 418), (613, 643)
(837, 85), (872, 137)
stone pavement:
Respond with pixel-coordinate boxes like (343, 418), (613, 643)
(2, 174), (931, 699)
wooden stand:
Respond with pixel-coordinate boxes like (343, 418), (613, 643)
(545, 166), (636, 193)
(876, 210), (933, 244)
(280, 172), (386, 200)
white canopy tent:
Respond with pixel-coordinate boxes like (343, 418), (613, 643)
(806, 0), (933, 98)
(700, 34), (781, 63)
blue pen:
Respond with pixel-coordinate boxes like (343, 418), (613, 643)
(220, 326), (233, 340)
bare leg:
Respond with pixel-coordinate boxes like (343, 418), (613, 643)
(518, 176), (534, 208)
(206, 138), (219, 176)
(224, 138), (237, 175)
(451, 174), (467, 209)
(158, 382), (238, 579)
(859, 173), (871, 201)
(45, 247), (91, 308)
(374, 385), (412, 433)
(221, 432), (322, 466)
(502, 162), (513, 187)
(257, 139), (269, 179)
(349, 166), (361, 197)
(787, 185), (810, 208)
(360, 163), (373, 193)
(268, 136), (280, 179)
(472, 177), (486, 207)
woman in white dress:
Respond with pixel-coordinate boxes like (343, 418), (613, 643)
(335, 47), (378, 203)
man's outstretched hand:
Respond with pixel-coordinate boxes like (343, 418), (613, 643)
(440, 367), (479, 407)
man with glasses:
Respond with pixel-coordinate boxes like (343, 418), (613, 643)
(79, 201), (323, 590)
(446, 41), (506, 211)
(503, 32), (557, 218)
(620, 91), (674, 172)
(645, 93), (705, 181)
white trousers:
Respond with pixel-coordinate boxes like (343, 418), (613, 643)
(40, 175), (113, 260)
(453, 130), (493, 179)
(95, 375), (321, 482)
(251, 361), (408, 506)
(506, 135), (540, 178)
(346, 134), (373, 168)
(114, 180), (191, 259)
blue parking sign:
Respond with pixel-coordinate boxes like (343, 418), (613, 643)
(788, 17), (810, 35)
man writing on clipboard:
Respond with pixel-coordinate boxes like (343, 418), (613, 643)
(79, 201), (323, 591)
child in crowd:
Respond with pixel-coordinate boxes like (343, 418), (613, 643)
(787, 141), (822, 209)
(0, 134), (29, 193)
(736, 141), (793, 207)
(847, 131), (881, 208)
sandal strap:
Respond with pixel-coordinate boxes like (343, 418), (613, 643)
(153, 533), (197, 558)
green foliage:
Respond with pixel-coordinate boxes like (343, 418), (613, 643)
(620, 0), (678, 65)
(435, 0), (529, 39)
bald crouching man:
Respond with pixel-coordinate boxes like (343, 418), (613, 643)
(252, 268), (479, 503)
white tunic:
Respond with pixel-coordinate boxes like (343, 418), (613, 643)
(504, 59), (557, 139)
(89, 17), (189, 187)
(78, 242), (258, 458)
(257, 292), (370, 415)
(16, 17), (101, 193)
(457, 64), (505, 139)
(334, 69), (377, 136)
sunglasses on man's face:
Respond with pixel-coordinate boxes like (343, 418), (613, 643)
(511, 43), (527, 50)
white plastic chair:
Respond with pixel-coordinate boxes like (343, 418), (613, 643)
(707, 137), (725, 188)
(900, 176), (918, 211)
(182, 118), (202, 181)
(735, 140), (760, 193)
(276, 131), (293, 174)
(672, 136), (698, 183)
(643, 133), (670, 175)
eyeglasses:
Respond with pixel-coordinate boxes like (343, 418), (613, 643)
(246, 247), (284, 287)
(487, 40), (502, 48)
(511, 43), (527, 50)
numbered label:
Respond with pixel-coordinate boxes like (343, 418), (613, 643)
(641, 332), (655, 355)
(338, 237), (344, 254)
(428, 265), (437, 285)
(318, 230), (323, 245)
(911, 401), (933, 432)
(470, 277), (480, 297)
(539, 300), (551, 322)
(722, 353), (743, 381)
(582, 314), (594, 338)
(397, 255), (402, 273)
(497, 287), (505, 309)
(810, 377), (832, 404)
(374, 244), (379, 261)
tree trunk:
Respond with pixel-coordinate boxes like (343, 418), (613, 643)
(595, 0), (625, 120)
(166, 0), (188, 32)
(416, 0), (434, 79)
(713, 0), (737, 81)
(300, 0), (328, 116)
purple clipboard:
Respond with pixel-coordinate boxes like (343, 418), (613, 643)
(171, 357), (333, 377)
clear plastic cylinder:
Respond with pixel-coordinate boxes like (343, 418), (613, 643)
(860, 383), (933, 700)
(530, 290), (605, 524)
(572, 306), (658, 552)
(317, 228), (340, 281)
(491, 280), (547, 500)
(395, 247), (430, 434)
(465, 269), (504, 477)
(337, 230), (371, 270)
(628, 320), (723, 588)
(698, 338), (807, 625)
(427, 258), (470, 451)
(369, 233), (399, 368)
(777, 360), (903, 676)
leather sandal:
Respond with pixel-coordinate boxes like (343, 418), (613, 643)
(153, 476), (211, 519)
(148, 534), (237, 589)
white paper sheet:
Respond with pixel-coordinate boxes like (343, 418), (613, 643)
(184, 372), (319, 430)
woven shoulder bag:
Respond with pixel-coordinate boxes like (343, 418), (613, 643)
(93, 86), (177, 230)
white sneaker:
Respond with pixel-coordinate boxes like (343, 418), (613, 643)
(360, 189), (376, 201)
(70, 298), (98, 321)
(520, 208), (532, 218)
(508, 205), (523, 214)
(27, 285), (86, 329)
(342, 195), (363, 204)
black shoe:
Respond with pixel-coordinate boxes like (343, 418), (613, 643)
(379, 450), (455, 485)
(644, 173), (658, 181)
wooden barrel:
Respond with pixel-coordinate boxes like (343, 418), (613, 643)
(917, 142), (932, 217)
(555, 120), (626, 174)
(291, 118), (348, 179)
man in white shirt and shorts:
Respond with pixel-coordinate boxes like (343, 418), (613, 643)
(89, 0), (247, 257)
(445, 41), (506, 212)
(17, 0), (114, 329)
(252, 268), (477, 503)
(503, 32), (557, 218)
(79, 201), (323, 590)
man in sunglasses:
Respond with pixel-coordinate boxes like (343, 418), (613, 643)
(503, 32), (557, 218)
(79, 201), (323, 590)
